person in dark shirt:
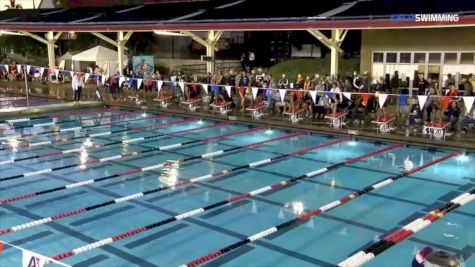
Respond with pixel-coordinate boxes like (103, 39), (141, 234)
(444, 101), (460, 132)
(416, 73), (428, 95)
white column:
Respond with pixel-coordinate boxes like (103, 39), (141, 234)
(330, 29), (339, 77)
(206, 31), (216, 74)
(46, 31), (55, 69)
(117, 31), (125, 75)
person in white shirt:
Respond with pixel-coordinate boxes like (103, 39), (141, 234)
(329, 83), (342, 117)
(72, 73), (84, 103)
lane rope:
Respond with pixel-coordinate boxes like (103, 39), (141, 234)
(0, 129), (295, 204)
(177, 149), (463, 267)
(0, 107), (116, 124)
(48, 142), (399, 261)
(0, 121), (232, 165)
(338, 187), (475, 267)
(0, 137), (352, 234)
(0, 110), (146, 140)
(0, 117), (208, 182)
(0, 114), (169, 152)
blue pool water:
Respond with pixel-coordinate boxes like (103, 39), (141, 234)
(0, 108), (473, 267)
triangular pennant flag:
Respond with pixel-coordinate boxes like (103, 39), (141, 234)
(378, 94), (388, 109)
(84, 73), (90, 82)
(343, 92), (352, 100)
(39, 67), (45, 76)
(326, 92), (334, 99)
(398, 95), (408, 108)
(137, 79), (143, 89)
(26, 65), (31, 74)
(101, 75), (107, 84)
(361, 94), (370, 107)
(3, 64), (8, 72)
(157, 80), (163, 92)
(442, 96), (452, 109)
(463, 96), (475, 114)
(69, 71), (74, 78)
(279, 89), (286, 103)
(309, 90), (317, 104)
(54, 69), (59, 79)
(17, 64), (21, 73)
(178, 81), (185, 93)
(225, 85), (232, 97)
(202, 84), (208, 94)
(251, 87), (259, 100)
(119, 76), (125, 87)
(419, 153), (424, 167)
(417, 95), (428, 111)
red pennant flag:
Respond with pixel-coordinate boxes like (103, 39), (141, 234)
(361, 94), (370, 107)
(442, 96), (452, 109)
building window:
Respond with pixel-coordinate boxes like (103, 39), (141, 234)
(386, 53), (397, 63)
(444, 53), (457, 64)
(414, 53), (426, 63)
(461, 53), (475, 64)
(428, 53), (441, 64)
(373, 52), (383, 63)
(400, 53), (411, 63)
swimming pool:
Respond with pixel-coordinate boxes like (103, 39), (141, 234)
(0, 108), (473, 267)
(0, 93), (64, 112)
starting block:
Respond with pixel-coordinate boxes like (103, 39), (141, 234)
(211, 101), (232, 115)
(153, 96), (172, 108)
(128, 96), (145, 105)
(423, 121), (450, 140)
(246, 104), (266, 119)
(283, 109), (304, 123)
(181, 98), (201, 112)
(371, 116), (395, 134)
(325, 112), (347, 128)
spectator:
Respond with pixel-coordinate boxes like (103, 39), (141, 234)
(462, 77), (473, 96)
(444, 73), (456, 89)
(390, 71), (399, 94)
(416, 73), (428, 95)
(278, 74), (289, 89)
(462, 105), (474, 133)
(72, 73), (84, 103)
(444, 101), (460, 132)
(425, 87), (440, 124)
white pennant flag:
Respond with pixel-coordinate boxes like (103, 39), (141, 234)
(4, 64), (8, 72)
(54, 69), (59, 79)
(178, 81), (185, 93)
(22, 249), (48, 267)
(378, 94), (388, 109)
(417, 95), (428, 111)
(17, 64), (21, 73)
(84, 73), (90, 82)
(309, 90), (317, 104)
(202, 84), (208, 94)
(119, 76), (125, 87)
(463, 96), (475, 114)
(157, 80), (163, 92)
(137, 79), (143, 89)
(279, 89), (286, 103)
(39, 67), (45, 76)
(343, 92), (352, 100)
(27, 65), (31, 73)
(225, 85), (232, 97)
(251, 87), (259, 100)
(101, 75), (108, 85)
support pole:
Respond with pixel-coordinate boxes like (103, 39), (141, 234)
(307, 29), (347, 77)
(117, 31), (125, 75)
(330, 29), (339, 77)
(45, 31), (56, 69)
(206, 31), (216, 74)
(24, 65), (29, 109)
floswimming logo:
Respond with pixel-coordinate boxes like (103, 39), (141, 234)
(390, 14), (459, 22)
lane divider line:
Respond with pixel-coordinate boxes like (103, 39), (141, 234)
(0, 121), (233, 165)
(0, 118), (207, 182)
(0, 114), (169, 152)
(1, 108), (126, 131)
(0, 107), (116, 125)
(48, 142), (399, 261)
(0, 137), (352, 234)
(176, 149), (462, 267)
(0, 129), (294, 204)
(0, 110), (145, 140)
(338, 187), (475, 267)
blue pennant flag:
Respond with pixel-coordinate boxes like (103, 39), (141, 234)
(398, 95), (408, 108)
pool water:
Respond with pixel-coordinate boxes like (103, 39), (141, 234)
(0, 93), (64, 110)
(0, 108), (473, 267)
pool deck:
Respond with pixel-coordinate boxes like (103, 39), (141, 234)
(0, 98), (474, 151)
